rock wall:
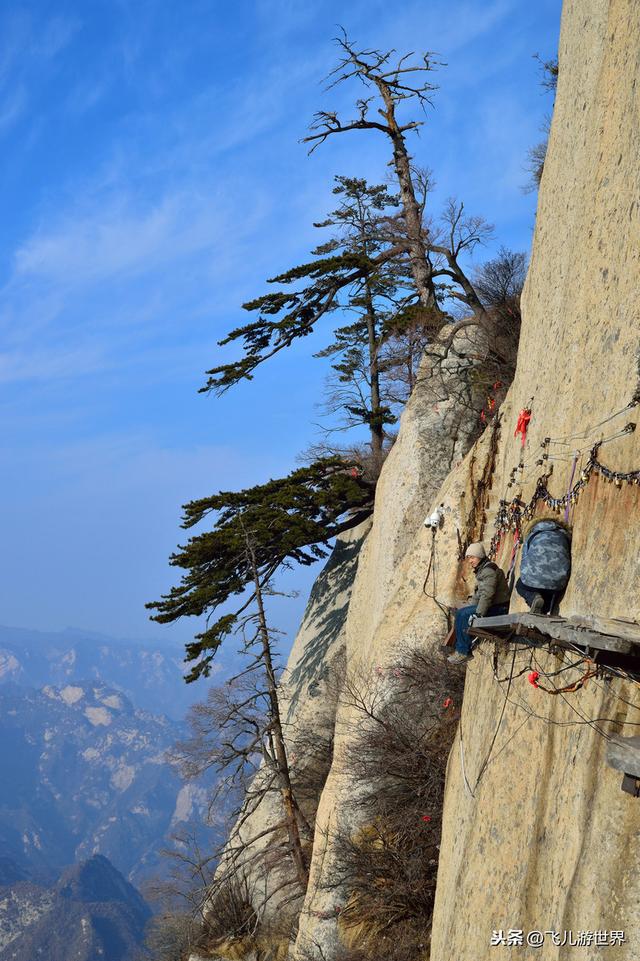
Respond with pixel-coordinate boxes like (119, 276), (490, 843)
(194, 319), (492, 959)
(292, 362), (499, 960)
(431, 2), (640, 957)
(296, 0), (640, 957)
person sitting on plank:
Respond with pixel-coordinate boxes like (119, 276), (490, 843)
(448, 543), (510, 664)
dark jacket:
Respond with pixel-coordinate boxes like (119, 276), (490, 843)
(470, 559), (511, 617)
(520, 519), (572, 591)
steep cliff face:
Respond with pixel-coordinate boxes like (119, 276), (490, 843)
(195, 2), (640, 958)
(196, 317), (490, 954)
(292, 381), (498, 961)
(295, 0), (640, 956)
(431, 2), (640, 957)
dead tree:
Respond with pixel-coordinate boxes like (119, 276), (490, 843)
(305, 41), (491, 327)
(525, 55), (559, 190)
(302, 37), (526, 421)
(245, 534), (310, 890)
(205, 39), (524, 417)
(162, 522), (311, 910)
(304, 34), (443, 315)
(165, 641), (336, 954)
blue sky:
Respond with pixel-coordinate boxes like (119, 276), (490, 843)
(0, 0), (561, 648)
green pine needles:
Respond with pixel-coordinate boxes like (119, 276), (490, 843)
(201, 177), (403, 397)
(147, 457), (374, 682)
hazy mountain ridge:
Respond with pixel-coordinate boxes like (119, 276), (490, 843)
(0, 855), (150, 961)
(0, 624), (205, 721)
(0, 680), (214, 886)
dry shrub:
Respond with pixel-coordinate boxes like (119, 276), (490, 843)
(137, 910), (198, 961)
(196, 876), (257, 957)
(195, 871), (302, 961)
(253, 913), (300, 961)
(295, 941), (371, 961)
(288, 725), (335, 811)
(330, 648), (464, 959)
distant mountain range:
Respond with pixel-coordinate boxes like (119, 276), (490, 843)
(0, 679), (221, 887)
(0, 854), (150, 961)
(0, 622), (241, 954)
(0, 624), (217, 721)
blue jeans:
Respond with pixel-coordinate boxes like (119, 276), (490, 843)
(515, 578), (556, 614)
(454, 603), (510, 655)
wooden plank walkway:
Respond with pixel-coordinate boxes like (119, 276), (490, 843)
(470, 612), (640, 656)
(472, 613), (640, 796)
(607, 735), (640, 779)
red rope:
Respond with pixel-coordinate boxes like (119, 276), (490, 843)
(529, 663), (596, 695)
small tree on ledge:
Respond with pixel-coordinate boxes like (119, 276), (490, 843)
(147, 456), (374, 682)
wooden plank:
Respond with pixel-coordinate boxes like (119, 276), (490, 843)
(567, 613), (640, 646)
(471, 613), (635, 655)
(472, 614), (526, 630)
(520, 622), (632, 654)
(471, 628), (509, 640)
(607, 735), (640, 779)
(471, 613), (559, 634)
(442, 624), (456, 648)
(517, 614), (634, 653)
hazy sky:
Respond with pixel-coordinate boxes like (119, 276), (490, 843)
(0, 0), (561, 646)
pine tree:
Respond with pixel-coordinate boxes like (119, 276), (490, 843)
(200, 196), (406, 397)
(311, 176), (405, 466)
(304, 33), (443, 315)
(146, 457), (373, 682)
(148, 458), (373, 892)
(201, 38), (503, 401)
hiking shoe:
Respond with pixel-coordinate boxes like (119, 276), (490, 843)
(447, 652), (472, 664)
(529, 594), (545, 615)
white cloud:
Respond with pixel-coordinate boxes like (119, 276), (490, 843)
(0, 173), (274, 392)
(0, 344), (107, 385)
(14, 190), (220, 284)
(34, 16), (80, 61)
(66, 77), (110, 116)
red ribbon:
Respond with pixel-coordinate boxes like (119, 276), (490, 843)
(528, 671), (540, 688)
(514, 408), (532, 448)
(443, 697), (453, 709)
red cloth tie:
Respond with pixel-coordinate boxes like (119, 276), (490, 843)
(514, 408), (532, 447)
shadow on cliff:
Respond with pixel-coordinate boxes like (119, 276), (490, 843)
(286, 530), (368, 716)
